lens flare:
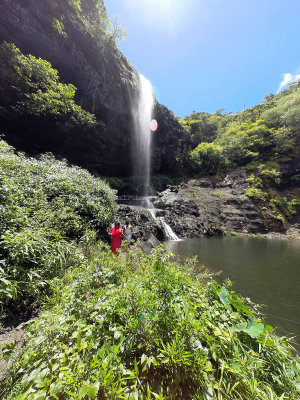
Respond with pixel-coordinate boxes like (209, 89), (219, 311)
(150, 119), (158, 132)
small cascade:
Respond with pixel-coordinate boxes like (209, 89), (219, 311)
(141, 196), (154, 209)
(143, 197), (180, 241)
(118, 194), (180, 241)
(161, 220), (179, 241)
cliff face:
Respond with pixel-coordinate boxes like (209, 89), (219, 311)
(152, 168), (297, 238)
(0, 0), (184, 176)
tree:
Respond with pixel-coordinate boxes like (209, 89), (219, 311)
(190, 142), (225, 175)
(217, 119), (273, 166)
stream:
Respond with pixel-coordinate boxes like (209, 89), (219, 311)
(166, 236), (300, 349)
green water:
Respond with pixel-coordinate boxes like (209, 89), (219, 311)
(166, 236), (300, 348)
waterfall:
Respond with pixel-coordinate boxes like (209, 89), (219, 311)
(128, 74), (180, 241)
(161, 220), (179, 241)
(132, 74), (154, 196)
(147, 203), (180, 241)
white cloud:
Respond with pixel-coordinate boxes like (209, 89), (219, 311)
(277, 72), (300, 93)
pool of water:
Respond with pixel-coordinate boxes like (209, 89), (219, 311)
(166, 236), (300, 349)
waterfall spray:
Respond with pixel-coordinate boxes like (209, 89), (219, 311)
(132, 74), (154, 196)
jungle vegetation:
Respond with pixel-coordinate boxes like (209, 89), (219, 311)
(180, 83), (300, 176)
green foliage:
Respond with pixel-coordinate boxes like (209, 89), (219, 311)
(245, 163), (299, 222)
(1, 245), (299, 399)
(0, 42), (96, 125)
(258, 163), (281, 185)
(217, 119), (273, 166)
(0, 42), (107, 172)
(70, 0), (127, 45)
(68, 0), (82, 13)
(190, 142), (226, 175)
(179, 82), (300, 176)
(246, 162), (281, 187)
(0, 140), (117, 318)
(245, 187), (269, 201)
(180, 112), (223, 147)
(51, 18), (68, 37)
(270, 195), (300, 220)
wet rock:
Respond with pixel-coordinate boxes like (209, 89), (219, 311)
(116, 204), (166, 242)
(279, 155), (300, 188)
(139, 234), (160, 254)
(156, 169), (286, 238)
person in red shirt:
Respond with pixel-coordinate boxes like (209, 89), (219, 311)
(109, 222), (124, 254)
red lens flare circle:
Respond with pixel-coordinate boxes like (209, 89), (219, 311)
(150, 119), (158, 132)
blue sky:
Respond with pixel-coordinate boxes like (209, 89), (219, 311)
(105, 0), (300, 118)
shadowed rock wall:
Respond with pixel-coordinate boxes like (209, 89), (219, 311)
(0, 0), (184, 176)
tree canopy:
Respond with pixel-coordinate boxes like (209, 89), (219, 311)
(179, 82), (300, 175)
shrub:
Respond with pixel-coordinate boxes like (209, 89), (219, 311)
(190, 142), (226, 175)
(0, 42), (96, 124)
(245, 187), (269, 201)
(217, 119), (273, 166)
(0, 140), (117, 319)
(270, 195), (300, 220)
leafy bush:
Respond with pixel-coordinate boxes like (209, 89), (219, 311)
(257, 162), (281, 185)
(179, 81), (300, 175)
(0, 228), (72, 315)
(1, 245), (299, 399)
(217, 119), (273, 166)
(0, 140), (117, 319)
(190, 142), (226, 175)
(245, 187), (269, 201)
(0, 42), (108, 172)
(270, 195), (300, 220)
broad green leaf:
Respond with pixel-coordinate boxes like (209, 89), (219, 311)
(49, 381), (64, 399)
(86, 382), (100, 398)
(236, 317), (264, 338)
(217, 286), (232, 310)
(78, 382), (88, 399)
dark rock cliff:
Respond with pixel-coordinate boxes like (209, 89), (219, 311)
(152, 168), (296, 238)
(0, 0), (184, 176)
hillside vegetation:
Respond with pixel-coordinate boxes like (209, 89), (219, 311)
(180, 83), (300, 176)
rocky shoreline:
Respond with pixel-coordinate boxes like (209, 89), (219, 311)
(116, 168), (300, 245)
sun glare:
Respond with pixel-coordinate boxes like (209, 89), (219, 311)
(126, 0), (191, 35)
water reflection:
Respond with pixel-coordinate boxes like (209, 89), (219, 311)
(166, 236), (300, 348)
